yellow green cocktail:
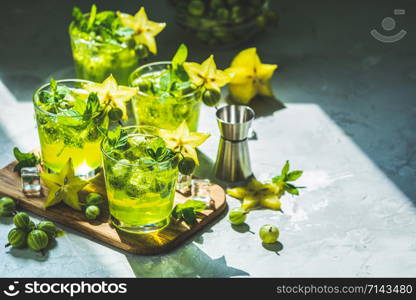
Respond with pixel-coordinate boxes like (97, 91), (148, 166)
(101, 126), (179, 233)
(33, 79), (108, 178)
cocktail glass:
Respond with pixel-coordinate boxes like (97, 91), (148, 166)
(101, 126), (179, 233)
(69, 21), (140, 85)
(129, 62), (203, 131)
(33, 79), (108, 178)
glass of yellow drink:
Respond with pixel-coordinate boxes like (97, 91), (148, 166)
(33, 79), (108, 178)
(129, 62), (203, 131)
(101, 126), (179, 233)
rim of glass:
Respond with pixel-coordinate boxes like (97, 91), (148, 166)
(100, 125), (178, 168)
(129, 61), (203, 102)
(33, 78), (94, 117)
(215, 104), (255, 125)
(69, 15), (129, 49)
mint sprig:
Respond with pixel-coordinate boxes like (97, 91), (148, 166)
(172, 200), (206, 225)
(99, 126), (128, 150)
(272, 160), (304, 195)
(13, 147), (40, 173)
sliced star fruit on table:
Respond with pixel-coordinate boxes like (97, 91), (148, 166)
(225, 47), (278, 104)
(227, 160), (303, 211)
(40, 158), (88, 211)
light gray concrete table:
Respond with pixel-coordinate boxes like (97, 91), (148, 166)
(0, 0), (415, 277)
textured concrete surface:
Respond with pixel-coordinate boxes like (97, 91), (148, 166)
(0, 0), (415, 277)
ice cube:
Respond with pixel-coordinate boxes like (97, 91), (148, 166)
(191, 179), (211, 203)
(21, 167), (41, 197)
(111, 159), (131, 178)
(177, 174), (192, 193)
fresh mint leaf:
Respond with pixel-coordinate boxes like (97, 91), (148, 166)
(57, 109), (84, 127)
(171, 44), (188, 69)
(286, 170), (303, 181)
(281, 160), (290, 178)
(172, 200), (206, 226)
(181, 208), (197, 225)
(13, 147), (40, 173)
(101, 126), (128, 150)
(272, 160), (304, 196)
(83, 92), (100, 121)
(87, 4), (97, 31)
(284, 183), (299, 195)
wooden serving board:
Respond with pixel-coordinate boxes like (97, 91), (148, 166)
(0, 161), (227, 255)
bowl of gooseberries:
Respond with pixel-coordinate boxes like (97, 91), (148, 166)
(170, 0), (278, 47)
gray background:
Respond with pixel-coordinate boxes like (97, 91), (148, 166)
(0, 0), (415, 277)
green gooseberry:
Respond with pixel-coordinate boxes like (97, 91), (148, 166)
(187, 0), (205, 17)
(259, 224), (280, 244)
(178, 157), (196, 175)
(137, 79), (152, 93)
(7, 228), (27, 248)
(216, 8), (229, 21)
(85, 193), (104, 207)
(37, 221), (59, 239)
(202, 89), (221, 107)
(108, 107), (123, 122)
(85, 205), (100, 220)
(13, 212), (31, 230)
(135, 43), (150, 59)
(228, 207), (247, 225)
(27, 229), (49, 251)
(0, 197), (16, 217)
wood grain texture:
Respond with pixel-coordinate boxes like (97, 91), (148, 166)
(0, 161), (227, 255)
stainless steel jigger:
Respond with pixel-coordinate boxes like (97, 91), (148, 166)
(214, 105), (255, 183)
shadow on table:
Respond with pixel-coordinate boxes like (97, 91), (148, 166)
(225, 94), (286, 118)
(126, 242), (250, 278)
(262, 241), (284, 256)
(5, 239), (58, 262)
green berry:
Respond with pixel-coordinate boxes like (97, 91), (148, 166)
(86, 193), (104, 207)
(7, 228), (27, 248)
(178, 157), (196, 175)
(202, 89), (221, 107)
(27, 229), (49, 251)
(0, 197), (16, 217)
(228, 207), (247, 225)
(137, 79), (152, 93)
(259, 224), (279, 244)
(85, 205), (100, 220)
(13, 212), (31, 230)
(216, 8), (229, 21)
(37, 221), (59, 239)
(135, 43), (150, 59)
(108, 107), (123, 122)
(187, 0), (205, 16)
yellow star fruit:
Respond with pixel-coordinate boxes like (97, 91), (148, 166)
(40, 158), (88, 211)
(159, 121), (210, 165)
(117, 7), (166, 55)
(225, 47), (278, 104)
(83, 75), (137, 120)
(184, 55), (230, 92)
(227, 179), (283, 211)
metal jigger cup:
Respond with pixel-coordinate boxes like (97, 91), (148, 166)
(214, 105), (255, 183)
